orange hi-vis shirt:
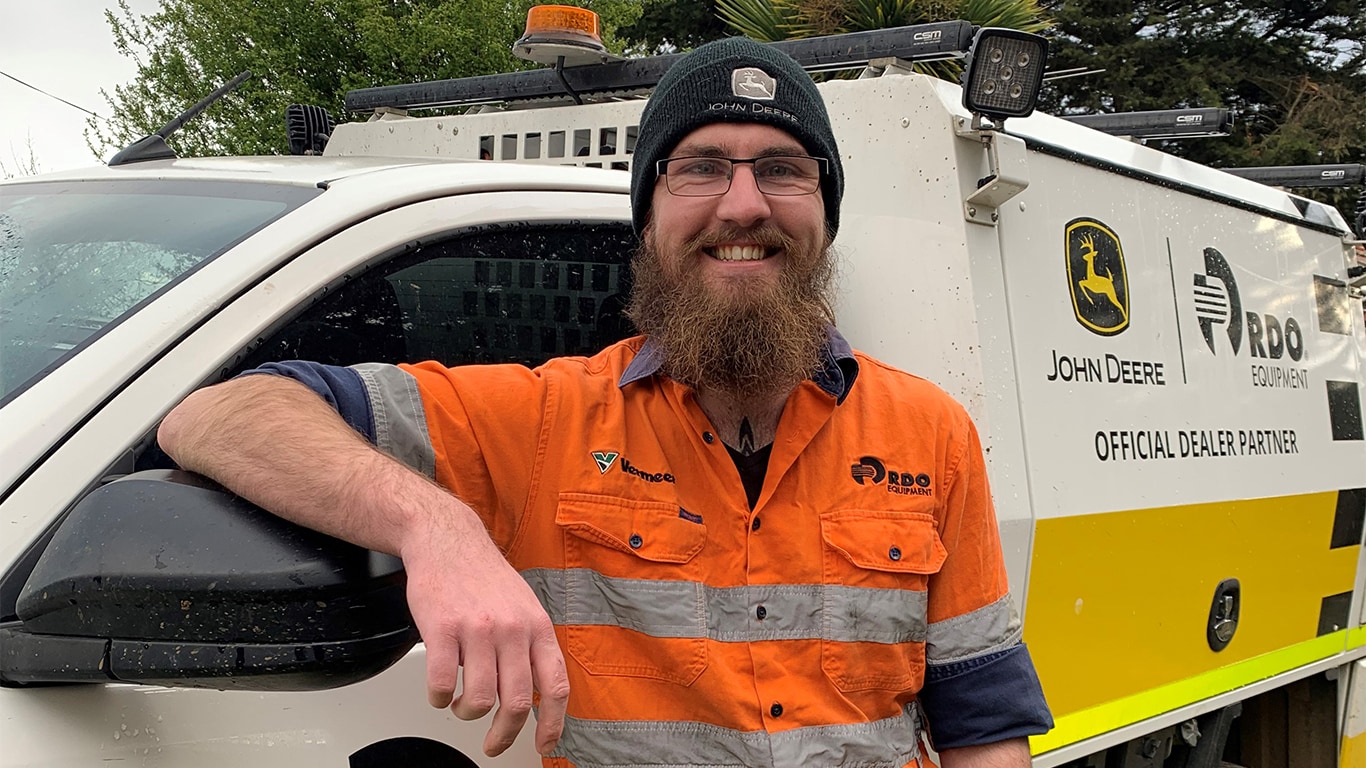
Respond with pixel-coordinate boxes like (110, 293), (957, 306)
(261, 330), (1051, 765)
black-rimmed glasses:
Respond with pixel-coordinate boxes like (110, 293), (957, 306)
(656, 155), (827, 197)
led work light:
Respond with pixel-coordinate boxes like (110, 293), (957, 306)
(961, 28), (1048, 121)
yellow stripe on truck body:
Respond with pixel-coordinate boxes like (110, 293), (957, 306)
(1026, 493), (1357, 749)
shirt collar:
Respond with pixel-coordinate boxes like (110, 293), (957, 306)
(618, 325), (860, 404)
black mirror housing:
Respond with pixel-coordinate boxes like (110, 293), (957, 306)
(2, 470), (415, 689)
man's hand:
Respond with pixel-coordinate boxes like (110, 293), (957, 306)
(158, 375), (569, 756)
(400, 508), (570, 757)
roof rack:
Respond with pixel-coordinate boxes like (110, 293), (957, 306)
(1061, 108), (1233, 140)
(1222, 163), (1365, 189)
(343, 21), (976, 113)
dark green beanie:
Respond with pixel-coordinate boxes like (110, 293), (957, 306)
(630, 37), (844, 237)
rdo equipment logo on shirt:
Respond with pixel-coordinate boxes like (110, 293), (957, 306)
(850, 456), (932, 496)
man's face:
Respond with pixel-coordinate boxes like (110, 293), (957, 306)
(626, 122), (837, 398)
(646, 122), (829, 299)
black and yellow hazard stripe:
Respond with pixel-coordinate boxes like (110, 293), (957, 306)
(1325, 488), (1366, 637)
(1025, 488), (1366, 753)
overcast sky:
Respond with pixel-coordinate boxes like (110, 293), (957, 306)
(2, 0), (162, 176)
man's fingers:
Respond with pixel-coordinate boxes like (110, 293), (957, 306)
(530, 632), (571, 756)
(450, 640), (498, 720)
(424, 637), (460, 710)
(481, 650), (535, 757)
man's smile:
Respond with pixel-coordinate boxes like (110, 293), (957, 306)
(704, 244), (777, 262)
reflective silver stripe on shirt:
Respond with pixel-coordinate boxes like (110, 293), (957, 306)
(925, 592), (1023, 664)
(351, 362), (436, 480)
(549, 704), (922, 768)
(522, 569), (927, 644)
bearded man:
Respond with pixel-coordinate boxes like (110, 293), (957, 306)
(159, 37), (1051, 768)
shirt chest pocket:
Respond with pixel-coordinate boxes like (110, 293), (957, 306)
(555, 493), (709, 686)
(819, 510), (946, 692)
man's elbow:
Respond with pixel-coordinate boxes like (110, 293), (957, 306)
(157, 377), (271, 463)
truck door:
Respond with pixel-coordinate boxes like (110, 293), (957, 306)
(0, 190), (633, 767)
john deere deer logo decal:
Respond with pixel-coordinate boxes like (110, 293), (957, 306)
(1065, 218), (1130, 336)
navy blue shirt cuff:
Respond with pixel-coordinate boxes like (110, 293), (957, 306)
(920, 642), (1053, 749)
(238, 361), (377, 443)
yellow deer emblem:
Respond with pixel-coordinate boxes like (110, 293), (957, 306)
(1076, 233), (1128, 322)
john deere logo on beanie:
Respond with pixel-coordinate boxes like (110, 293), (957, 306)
(731, 68), (776, 100)
(629, 37), (844, 238)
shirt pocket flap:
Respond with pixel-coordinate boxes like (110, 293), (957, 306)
(820, 510), (947, 574)
(556, 493), (706, 564)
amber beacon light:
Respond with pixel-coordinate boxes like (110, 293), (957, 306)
(513, 5), (615, 67)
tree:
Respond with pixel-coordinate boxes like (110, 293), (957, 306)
(87, 0), (643, 159)
(1039, 0), (1366, 218)
(618, 0), (731, 54)
(1, 134), (42, 179)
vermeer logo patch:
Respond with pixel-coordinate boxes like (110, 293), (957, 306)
(732, 67), (776, 100)
(850, 455), (932, 496)
(1065, 218), (1130, 336)
(591, 451), (619, 474)
(592, 451), (675, 483)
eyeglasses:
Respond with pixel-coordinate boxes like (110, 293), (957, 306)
(656, 155), (827, 197)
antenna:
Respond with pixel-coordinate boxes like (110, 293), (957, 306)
(108, 71), (252, 167)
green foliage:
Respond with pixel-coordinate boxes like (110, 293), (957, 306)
(617, 0), (731, 53)
(88, 0), (643, 159)
(959, 0), (1048, 32)
(716, 0), (1048, 41)
(1040, 0), (1366, 218)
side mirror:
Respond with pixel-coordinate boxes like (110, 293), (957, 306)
(1, 470), (415, 689)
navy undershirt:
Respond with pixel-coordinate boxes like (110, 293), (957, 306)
(725, 443), (772, 510)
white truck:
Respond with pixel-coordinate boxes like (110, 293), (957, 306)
(2, 13), (1364, 767)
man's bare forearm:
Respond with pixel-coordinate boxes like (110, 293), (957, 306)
(940, 738), (1032, 768)
(157, 374), (478, 557)
(159, 374), (572, 756)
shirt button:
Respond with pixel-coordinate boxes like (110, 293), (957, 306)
(629, 534), (643, 549)
(889, 546), (902, 561)
(756, 605), (767, 620)
(703, 431), (715, 444)
(751, 517), (761, 532)
(770, 702), (783, 718)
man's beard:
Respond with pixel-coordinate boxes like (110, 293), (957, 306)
(625, 223), (837, 398)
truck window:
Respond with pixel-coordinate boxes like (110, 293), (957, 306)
(0, 180), (320, 403)
(236, 223), (638, 372)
